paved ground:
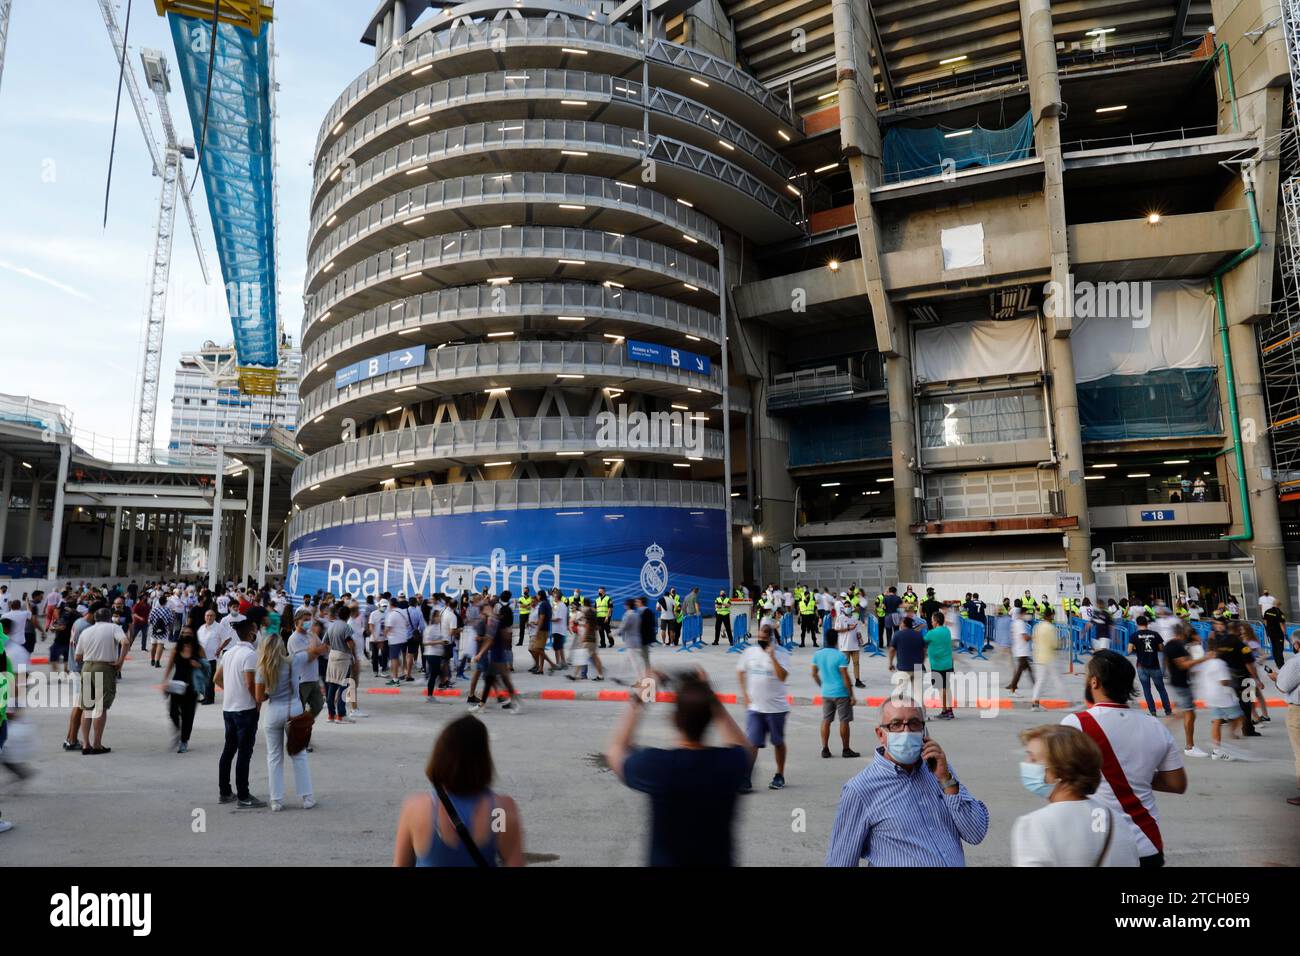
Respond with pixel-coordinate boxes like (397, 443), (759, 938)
(2, 640), (1296, 866)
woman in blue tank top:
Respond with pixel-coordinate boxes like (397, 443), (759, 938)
(393, 714), (525, 867)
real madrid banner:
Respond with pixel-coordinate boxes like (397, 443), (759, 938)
(286, 506), (728, 605)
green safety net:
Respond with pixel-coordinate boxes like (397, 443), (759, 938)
(882, 111), (1034, 184)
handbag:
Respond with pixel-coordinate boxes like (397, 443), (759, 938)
(286, 710), (314, 756)
(432, 782), (491, 868)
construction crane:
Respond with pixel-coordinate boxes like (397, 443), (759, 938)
(130, 48), (192, 464)
(0, 0), (12, 95)
(99, 0), (209, 282)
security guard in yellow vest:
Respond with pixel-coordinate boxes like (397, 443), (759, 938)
(713, 590), (732, 645)
(568, 588), (583, 609)
(516, 588), (533, 647)
(595, 587), (613, 648)
(799, 588), (818, 647)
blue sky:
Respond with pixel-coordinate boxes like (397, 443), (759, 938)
(0, 0), (378, 447)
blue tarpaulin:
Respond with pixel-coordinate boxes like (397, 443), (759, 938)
(882, 111), (1034, 184)
(166, 13), (279, 369)
(788, 405), (891, 467)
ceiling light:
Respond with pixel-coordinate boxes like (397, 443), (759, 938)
(778, 130), (791, 141)
(405, 165), (428, 175)
(488, 276), (513, 285)
(556, 374), (585, 379)
(1147, 212), (1161, 225)
(690, 77), (709, 88)
(1086, 28), (1116, 36)
(561, 48), (588, 55)
(1092, 463), (1117, 469)
(412, 64), (433, 75)
(1096, 105), (1127, 113)
(1084, 475), (1106, 481)
(817, 92), (837, 101)
(558, 259), (586, 265)
(484, 461), (511, 467)
(821, 481), (841, 487)
(787, 184), (801, 196)
(557, 315), (585, 322)
(1163, 459), (1189, 465)
(393, 462), (415, 469)
(944, 129), (973, 139)
(814, 163), (838, 173)
(673, 462), (690, 468)
(559, 204), (586, 210)
(386, 406), (402, 414)
(485, 387), (510, 393)
(557, 451), (584, 457)
(560, 100), (588, 106)
(685, 334), (700, 342)
(325, 215), (337, 226)
(671, 404), (689, 410)
(1127, 472), (1151, 478)
(687, 387), (702, 394)
(560, 150), (588, 156)
(940, 55), (968, 65)
(603, 280), (624, 288)
(876, 477), (893, 483)
(682, 234), (699, 243)
(408, 116), (430, 126)
(676, 198), (694, 207)
(604, 333), (624, 341)
(683, 283), (699, 291)
(310, 483), (321, 491)
(718, 139), (734, 150)
(828, 259), (840, 272)
(487, 331), (515, 337)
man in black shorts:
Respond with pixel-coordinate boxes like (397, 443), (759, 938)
(473, 592), (522, 713)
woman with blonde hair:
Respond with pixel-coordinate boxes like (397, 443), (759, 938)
(255, 626), (326, 811)
(1011, 724), (1139, 866)
(393, 715), (525, 866)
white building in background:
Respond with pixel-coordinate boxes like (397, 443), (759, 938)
(166, 336), (300, 460)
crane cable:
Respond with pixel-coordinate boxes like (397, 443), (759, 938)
(101, 0), (134, 228)
(189, 0), (222, 192)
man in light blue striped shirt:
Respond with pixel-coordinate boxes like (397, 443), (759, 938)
(825, 698), (989, 866)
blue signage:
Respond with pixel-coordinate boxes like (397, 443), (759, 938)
(286, 505), (727, 604)
(1140, 509), (1176, 522)
(333, 345), (426, 390)
(626, 339), (711, 376)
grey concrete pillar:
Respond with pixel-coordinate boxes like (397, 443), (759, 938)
(1020, 0), (1094, 583)
(25, 476), (39, 559)
(126, 511), (136, 577)
(46, 440), (70, 578)
(259, 448), (272, 587)
(0, 454), (11, 558)
(110, 506), (122, 578)
(209, 444), (224, 590)
(242, 464), (255, 586)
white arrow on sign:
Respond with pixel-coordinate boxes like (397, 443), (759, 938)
(397, 351), (415, 366)
(695, 357), (704, 371)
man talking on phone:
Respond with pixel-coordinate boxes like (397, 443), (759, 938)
(824, 697), (989, 866)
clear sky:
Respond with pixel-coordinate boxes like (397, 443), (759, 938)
(0, 0), (379, 450)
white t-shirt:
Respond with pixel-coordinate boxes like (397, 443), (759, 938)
(1011, 799), (1140, 867)
(220, 641), (259, 711)
(1259, 594), (1277, 615)
(286, 630), (318, 685)
(77, 622), (129, 662)
(1011, 618), (1031, 657)
(215, 595), (231, 615)
(737, 644), (791, 714)
(2, 609), (31, 640)
(658, 596), (674, 622)
(553, 601), (569, 634)
(383, 609), (410, 642)
(422, 621), (447, 656)
(1060, 705), (1183, 858)
(349, 612), (366, 654)
(198, 620), (234, 661)
(368, 609), (385, 640)
(1195, 657), (1237, 708)
(817, 592), (832, 612)
(440, 607), (458, 643)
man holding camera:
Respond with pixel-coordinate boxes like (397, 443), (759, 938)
(606, 670), (755, 866)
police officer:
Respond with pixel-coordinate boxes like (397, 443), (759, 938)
(516, 587), (533, 647)
(713, 589), (732, 645)
(595, 587), (613, 648)
(798, 587), (818, 647)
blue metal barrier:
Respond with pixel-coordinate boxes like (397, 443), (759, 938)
(779, 612), (796, 649)
(726, 612), (751, 653)
(862, 615), (885, 657)
(956, 618), (986, 659)
(675, 613), (704, 652)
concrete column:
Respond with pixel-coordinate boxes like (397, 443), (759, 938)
(126, 511), (136, 577)
(259, 448), (272, 587)
(25, 476), (39, 559)
(242, 464), (255, 586)
(391, 1), (407, 43)
(110, 506), (122, 577)
(209, 444), (224, 590)
(0, 454), (11, 558)
(1020, 0), (1094, 583)
(46, 440), (70, 578)
(834, 0), (920, 581)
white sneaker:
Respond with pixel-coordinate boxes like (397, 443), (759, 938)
(270, 800), (285, 812)
(1211, 749), (1232, 761)
(302, 797), (316, 810)
(340, 715), (356, 723)
(0, 820), (13, 833)
(351, 710), (369, 718)
(1184, 746), (1209, 757)
(470, 702), (486, 714)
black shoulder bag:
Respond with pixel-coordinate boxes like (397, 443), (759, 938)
(432, 783), (492, 868)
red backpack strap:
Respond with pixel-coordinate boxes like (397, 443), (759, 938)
(1075, 710), (1163, 853)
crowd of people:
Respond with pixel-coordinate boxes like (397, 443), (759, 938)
(0, 574), (1296, 864)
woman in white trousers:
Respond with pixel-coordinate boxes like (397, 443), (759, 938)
(255, 630), (327, 811)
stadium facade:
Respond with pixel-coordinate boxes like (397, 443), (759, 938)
(288, 0), (1300, 615)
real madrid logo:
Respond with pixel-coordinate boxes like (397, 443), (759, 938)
(286, 551), (300, 596)
(640, 542), (668, 597)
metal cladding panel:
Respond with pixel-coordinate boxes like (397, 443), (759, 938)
(286, 505), (727, 604)
(167, 12), (278, 369)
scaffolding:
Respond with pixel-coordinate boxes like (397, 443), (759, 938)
(1263, 1), (1300, 497)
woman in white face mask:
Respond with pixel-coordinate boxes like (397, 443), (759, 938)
(1011, 725), (1140, 867)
